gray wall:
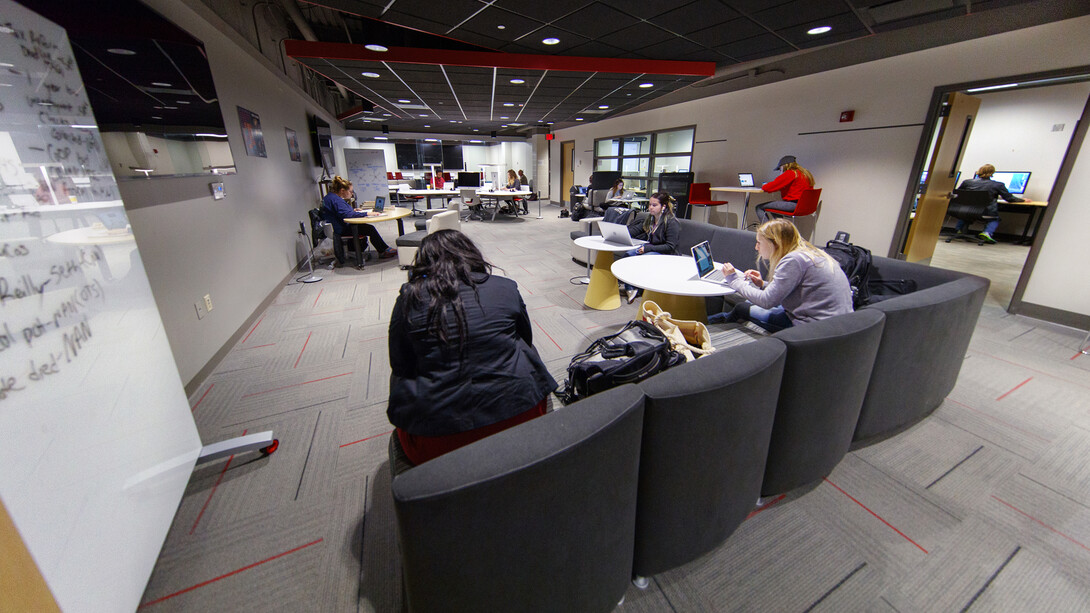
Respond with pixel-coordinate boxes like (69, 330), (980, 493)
(122, 0), (338, 385)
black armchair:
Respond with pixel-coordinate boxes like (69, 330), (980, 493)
(945, 189), (997, 245)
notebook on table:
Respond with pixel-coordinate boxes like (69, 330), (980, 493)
(597, 221), (647, 247)
(738, 173), (755, 187)
(691, 240), (730, 284)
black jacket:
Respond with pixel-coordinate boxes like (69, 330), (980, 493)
(387, 273), (557, 436)
(632, 214), (680, 255)
(957, 177), (1024, 216)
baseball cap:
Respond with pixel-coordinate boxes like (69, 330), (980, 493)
(776, 155), (796, 169)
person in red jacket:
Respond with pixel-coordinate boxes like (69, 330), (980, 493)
(755, 155), (815, 224)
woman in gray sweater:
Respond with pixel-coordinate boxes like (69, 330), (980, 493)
(710, 219), (852, 332)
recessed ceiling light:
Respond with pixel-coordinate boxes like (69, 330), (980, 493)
(151, 116), (162, 119)
(176, 100), (190, 104)
(501, 124), (508, 127)
(450, 120), (458, 123)
(107, 48), (136, 55)
(419, 114), (428, 117)
(365, 44), (388, 52)
(151, 81), (172, 87)
(639, 83), (654, 88)
(361, 72), (380, 78)
(470, 140), (482, 143)
(424, 124), (431, 127)
(626, 93), (632, 96)
(500, 116), (509, 119)
(575, 117), (584, 121)
(546, 122), (554, 125)
(399, 99), (411, 103)
(807, 26), (831, 35)
(497, 25), (506, 30)
(503, 103), (514, 107)
(375, 136), (388, 140)
(424, 138), (438, 142)
(598, 105), (609, 109)
(542, 37), (560, 45)
(383, 113), (391, 117)
(510, 78), (525, 84)
(473, 129), (479, 132)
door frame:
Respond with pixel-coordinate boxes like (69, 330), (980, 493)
(560, 140), (575, 208)
(889, 65), (1090, 315)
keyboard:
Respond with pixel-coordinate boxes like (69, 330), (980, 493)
(702, 268), (727, 283)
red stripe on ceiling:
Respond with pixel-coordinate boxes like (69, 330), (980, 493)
(285, 40), (716, 76)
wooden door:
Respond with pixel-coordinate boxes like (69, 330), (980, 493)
(903, 92), (982, 262)
(561, 141), (575, 208)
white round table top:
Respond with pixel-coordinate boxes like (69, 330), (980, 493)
(611, 255), (735, 297)
(573, 235), (640, 252)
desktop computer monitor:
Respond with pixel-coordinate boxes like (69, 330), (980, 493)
(989, 171), (1031, 195)
(457, 171), (481, 188)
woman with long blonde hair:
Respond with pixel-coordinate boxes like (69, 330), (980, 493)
(709, 219), (852, 332)
(755, 155), (815, 224)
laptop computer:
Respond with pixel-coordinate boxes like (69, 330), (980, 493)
(691, 240), (730, 284)
(373, 195), (386, 212)
(738, 173), (755, 187)
(598, 221), (647, 247)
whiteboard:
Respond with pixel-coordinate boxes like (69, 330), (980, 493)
(344, 148), (389, 206)
(0, 2), (202, 611)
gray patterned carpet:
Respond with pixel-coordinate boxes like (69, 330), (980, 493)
(140, 203), (1090, 612)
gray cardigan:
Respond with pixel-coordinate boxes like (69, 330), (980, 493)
(726, 250), (853, 323)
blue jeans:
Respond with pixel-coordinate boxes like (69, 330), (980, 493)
(709, 300), (793, 333)
(755, 200), (797, 223)
(614, 249), (659, 292)
(955, 218), (1000, 236)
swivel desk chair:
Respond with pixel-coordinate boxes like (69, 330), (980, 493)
(944, 189), (997, 245)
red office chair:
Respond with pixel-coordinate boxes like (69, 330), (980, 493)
(769, 188), (821, 220)
(387, 172), (395, 181)
(688, 183), (727, 221)
(443, 172), (452, 183)
(395, 172), (404, 180)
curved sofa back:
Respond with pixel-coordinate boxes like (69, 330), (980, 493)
(855, 273), (989, 443)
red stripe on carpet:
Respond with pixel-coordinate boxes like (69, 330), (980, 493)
(190, 384), (214, 413)
(340, 429), (395, 448)
(293, 332), (313, 369)
(189, 428), (247, 535)
(241, 314), (266, 344)
(746, 494), (786, 519)
(992, 495), (1090, 552)
(996, 377), (1032, 401)
(945, 398), (1050, 443)
(313, 288), (323, 308)
(824, 478), (928, 553)
(138, 537), (324, 608)
(535, 321), (562, 351)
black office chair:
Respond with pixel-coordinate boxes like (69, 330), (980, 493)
(945, 189), (997, 245)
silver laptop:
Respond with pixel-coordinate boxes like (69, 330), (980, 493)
(373, 195), (386, 212)
(738, 173), (755, 187)
(691, 240), (730, 284)
(598, 221), (646, 247)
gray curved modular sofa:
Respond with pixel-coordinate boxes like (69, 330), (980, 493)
(673, 218), (989, 445)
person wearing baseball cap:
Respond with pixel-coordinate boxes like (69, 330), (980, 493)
(755, 155), (815, 225)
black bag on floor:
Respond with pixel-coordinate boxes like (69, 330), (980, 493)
(825, 236), (872, 308)
(556, 320), (683, 404)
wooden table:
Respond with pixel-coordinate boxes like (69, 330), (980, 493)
(475, 189), (533, 220)
(998, 200), (1047, 244)
(710, 186), (767, 228)
(611, 254), (734, 322)
(343, 206), (412, 268)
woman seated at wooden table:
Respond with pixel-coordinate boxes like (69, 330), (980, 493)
(320, 176), (396, 264)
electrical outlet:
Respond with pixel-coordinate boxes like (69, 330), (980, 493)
(195, 301), (206, 320)
(204, 294), (214, 312)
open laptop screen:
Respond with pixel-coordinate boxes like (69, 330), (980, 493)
(373, 195), (385, 212)
(738, 173), (755, 187)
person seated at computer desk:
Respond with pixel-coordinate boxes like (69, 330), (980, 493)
(755, 155), (815, 224)
(952, 163), (1024, 244)
(605, 178), (626, 202)
(320, 175), (397, 265)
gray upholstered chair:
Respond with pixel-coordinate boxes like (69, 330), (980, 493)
(390, 384), (646, 613)
(853, 267), (989, 445)
(762, 309), (885, 496)
(632, 336), (786, 586)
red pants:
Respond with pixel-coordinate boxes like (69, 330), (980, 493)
(397, 398), (548, 466)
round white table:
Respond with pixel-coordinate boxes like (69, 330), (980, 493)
(573, 236), (636, 310)
(611, 255), (734, 322)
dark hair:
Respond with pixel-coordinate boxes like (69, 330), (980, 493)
(404, 230), (492, 351)
(644, 191), (676, 232)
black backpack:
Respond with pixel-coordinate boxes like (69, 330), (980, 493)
(556, 320), (683, 404)
(825, 234), (872, 308)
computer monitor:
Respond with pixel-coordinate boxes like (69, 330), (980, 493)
(457, 171), (481, 188)
(990, 171), (1031, 195)
(590, 171), (622, 190)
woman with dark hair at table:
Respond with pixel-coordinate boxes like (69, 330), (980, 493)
(502, 169), (525, 214)
(320, 175), (397, 265)
(709, 219), (851, 332)
(754, 155), (815, 224)
(387, 229), (557, 465)
(616, 191), (680, 303)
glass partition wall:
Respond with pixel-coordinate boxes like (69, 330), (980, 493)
(593, 127), (694, 195)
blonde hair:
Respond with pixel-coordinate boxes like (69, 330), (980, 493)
(756, 219), (834, 275)
(976, 164), (995, 178)
(507, 169), (518, 182)
(330, 175), (352, 194)
(782, 161), (815, 187)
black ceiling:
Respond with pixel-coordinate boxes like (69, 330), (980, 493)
(288, 0), (1052, 136)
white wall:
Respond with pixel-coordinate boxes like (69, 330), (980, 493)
(958, 82), (1090, 233)
(551, 15), (1090, 321)
(120, 0), (330, 385)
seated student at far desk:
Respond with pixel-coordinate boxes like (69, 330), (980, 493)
(320, 175), (397, 265)
(953, 163), (1024, 244)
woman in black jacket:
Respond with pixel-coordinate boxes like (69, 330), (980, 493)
(617, 191), (680, 303)
(387, 230), (557, 465)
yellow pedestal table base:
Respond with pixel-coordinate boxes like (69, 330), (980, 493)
(585, 249), (621, 310)
(641, 291), (709, 323)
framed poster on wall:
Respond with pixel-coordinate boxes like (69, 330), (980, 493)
(285, 128), (301, 162)
(237, 106), (266, 157)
